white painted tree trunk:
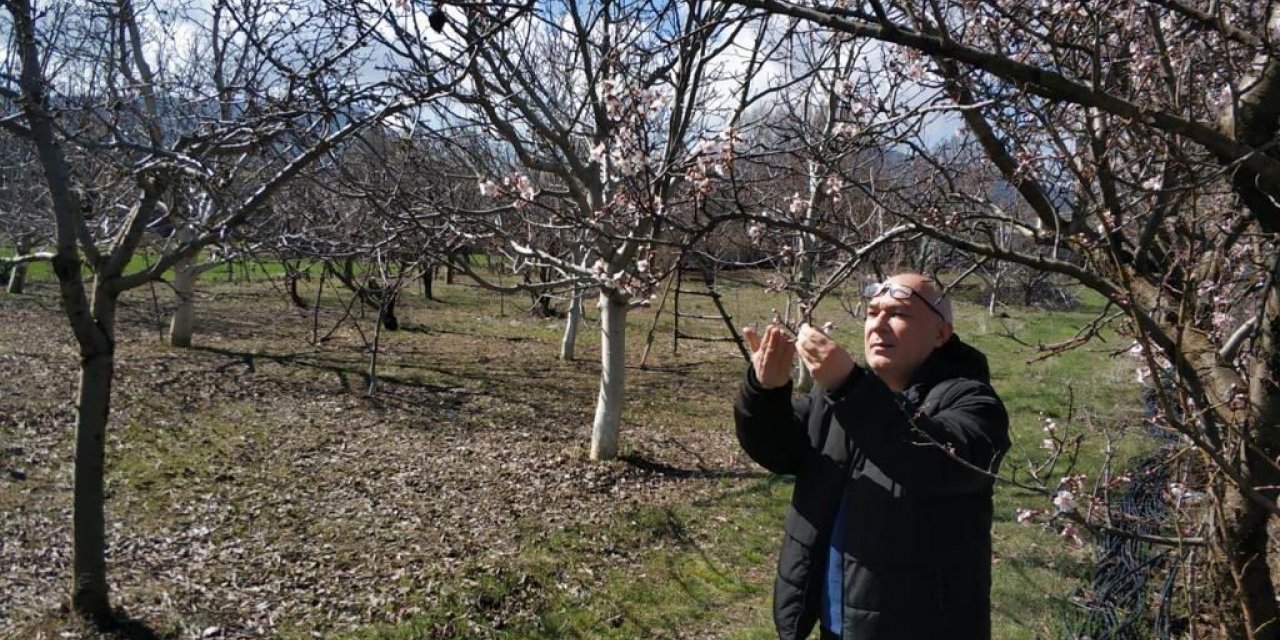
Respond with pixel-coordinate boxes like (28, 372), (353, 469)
(6, 262), (27, 294)
(168, 257), (196, 347)
(590, 291), (627, 460)
(795, 356), (814, 392)
(168, 226), (196, 348)
(560, 282), (584, 361)
(795, 164), (819, 393)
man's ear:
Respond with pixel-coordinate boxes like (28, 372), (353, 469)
(934, 322), (954, 347)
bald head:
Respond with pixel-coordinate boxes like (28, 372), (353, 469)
(886, 273), (952, 324)
(862, 272), (954, 391)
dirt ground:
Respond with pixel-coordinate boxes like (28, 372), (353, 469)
(0, 279), (770, 639)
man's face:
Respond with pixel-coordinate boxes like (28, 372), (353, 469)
(862, 276), (952, 390)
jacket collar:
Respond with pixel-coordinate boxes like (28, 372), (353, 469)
(900, 334), (991, 404)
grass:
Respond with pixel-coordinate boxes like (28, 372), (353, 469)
(360, 271), (1146, 640)
(1, 265), (1149, 640)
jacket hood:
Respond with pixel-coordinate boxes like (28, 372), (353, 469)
(907, 334), (992, 389)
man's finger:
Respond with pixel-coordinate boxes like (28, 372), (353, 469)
(762, 324), (780, 355)
(743, 325), (761, 353)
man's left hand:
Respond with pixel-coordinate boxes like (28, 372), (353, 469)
(796, 323), (857, 391)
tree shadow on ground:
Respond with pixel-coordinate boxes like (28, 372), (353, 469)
(620, 452), (768, 480)
(103, 614), (169, 640)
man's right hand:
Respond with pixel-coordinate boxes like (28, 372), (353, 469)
(743, 323), (796, 389)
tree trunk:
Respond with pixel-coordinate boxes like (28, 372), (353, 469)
(561, 282), (583, 361)
(1224, 285), (1280, 640)
(168, 252), (196, 347)
(7, 262), (27, 294)
(590, 291), (627, 460)
(795, 358), (814, 393)
(795, 250), (816, 394)
(1220, 480), (1280, 640)
(71, 324), (115, 625)
(168, 225), (197, 348)
(422, 265), (434, 301)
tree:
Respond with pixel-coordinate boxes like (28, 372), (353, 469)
(0, 131), (51, 294)
(0, 0), (477, 625)
(387, 0), (783, 459)
(725, 0), (1280, 636)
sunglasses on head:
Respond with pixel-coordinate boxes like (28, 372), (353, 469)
(862, 281), (948, 322)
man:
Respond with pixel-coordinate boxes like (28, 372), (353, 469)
(735, 273), (1010, 640)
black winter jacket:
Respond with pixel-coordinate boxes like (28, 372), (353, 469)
(735, 335), (1010, 640)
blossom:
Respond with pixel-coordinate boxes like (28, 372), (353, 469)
(1015, 508), (1038, 524)
(824, 175), (844, 202)
(788, 192), (807, 216)
(610, 148), (644, 177)
(832, 122), (859, 139)
(1053, 490), (1077, 513)
(747, 225), (762, 241)
(643, 88), (665, 114)
(1041, 438), (1058, 451)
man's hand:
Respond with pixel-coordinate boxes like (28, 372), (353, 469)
(796, 323), (856, 390)
(743, 323), (796, 389)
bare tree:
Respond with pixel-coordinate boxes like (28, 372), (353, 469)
(0, 0), (477, 625)
(0, 128), (52, 294)
(378, 0), (787, 460)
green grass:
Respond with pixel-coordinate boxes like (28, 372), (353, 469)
(2, 246), (317, 282)
(4, 263), (1149, 640)
(3, 246), (499, 285)
(352, 272), (1149, 640)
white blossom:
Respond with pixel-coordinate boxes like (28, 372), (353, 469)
(788, 192), (807, 216)
(589, 142), (607, 165)
(832, 122), (859, 139)
(1053, 490), (1077, 513)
